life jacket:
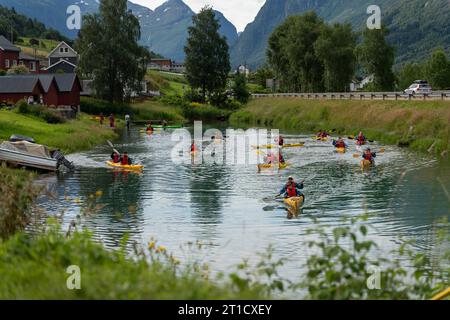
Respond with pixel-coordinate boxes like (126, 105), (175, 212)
(286, 182), (298, 198)
(357, 135), (365, 142)
(279, 137), (284, 146)
(121, 155), (129, 165)
(279, 154), (285, 163)
(113, 153), (120, 163)
(191, 144), (197, 152)
(146, 126), (153, 132)
(363, 153), (373, 161)
(335, 140), (345, 148)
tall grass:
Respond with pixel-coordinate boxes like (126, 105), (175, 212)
(230, 98), (450, 155)
(0, 110), (118, 153)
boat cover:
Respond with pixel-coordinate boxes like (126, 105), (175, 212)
(0, 141), (51, 158)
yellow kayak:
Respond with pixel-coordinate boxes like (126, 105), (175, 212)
(106, 161), (143, 171)
(282, 143), (305, 148)
(335, 147), (346, 153)
(283, 196), (305, 216)
(252, 144), (277, 149)
(258, 162), (289, 170)
(360, 159), (373, 169)
(314, 137), (329, 142)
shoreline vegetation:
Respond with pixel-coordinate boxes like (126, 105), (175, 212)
(230, 98), (450, 156)
(0, 109), (119, 154)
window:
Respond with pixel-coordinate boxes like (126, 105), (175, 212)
(60, 47), (64, 53)
(65, 48), (69, 53)
(30, 62), (36, 71)
(5, 59), (10, 68)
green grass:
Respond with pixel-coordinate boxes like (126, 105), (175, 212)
(0, 227), (268, 299)
(0, 110), (118, 154)
(146, 70), (187, 96)
(131, 100), (185, 123)
(230, 98), (450, 155)
(15, 37), (60, 59)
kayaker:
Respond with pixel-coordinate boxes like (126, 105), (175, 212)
(146, 121), (154, 132)
(121, 152), (132, 165)
(111, 151), (120, 163)
(333, 137), (347, 148)
(279, 152), (286, 164)
(265, 152), (276, 164)
(277, 136), (284, 146)
(191, 141), (198, 153)
(277, 176), (304, 199)
(125, 114), (131, 130)
(109, 114), (115, 128)
(317, 130), (329, 138)
(356, 131), (366, 145)
(362, 148), (376, 163)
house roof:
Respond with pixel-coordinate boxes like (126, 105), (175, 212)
(37, 75), (59, 92)
(47, 41), (78, 58)
(0, 76), (42, 93)
(44, 59), (77, 71)
(0, 35), (20, 52)
(54, 73), (81, 92)
(19, 52), (40, 61)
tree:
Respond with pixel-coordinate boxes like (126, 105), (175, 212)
(268, 12), (325, 92)
(75, 0), (150, 102)
(254, 65), (274, 88)
(424, 49), (450, 90)
(397, 62), (424, 90)
(315, 23), (357, 92)
(184, 7), (230, 103)
(357, 27), (396, 91)
(233, 71), (250, 104)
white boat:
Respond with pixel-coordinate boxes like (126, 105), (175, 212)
(0, 140), (59, 171)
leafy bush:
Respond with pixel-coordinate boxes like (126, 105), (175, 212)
(16, 101), (66, 124)
(157, 94), (188, 107)
(0, 69), (6, 76)
(181, 104), (229, 121)
(0, 168), (38, 240)
(183, 89), (204, 103)
(80, 97), (133, 116)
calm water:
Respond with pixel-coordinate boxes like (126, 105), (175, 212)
(35, 126), (450, 281)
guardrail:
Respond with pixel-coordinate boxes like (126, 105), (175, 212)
(252, 91), (450, 101)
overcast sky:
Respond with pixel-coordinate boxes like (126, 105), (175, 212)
(130, 0), (266, 31)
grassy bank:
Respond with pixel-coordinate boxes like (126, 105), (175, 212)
(0, 110), (118, 154)
(131, 100), (185, 122)
(230, 98), (450, 155)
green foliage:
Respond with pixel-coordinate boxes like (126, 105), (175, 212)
(0, 69), (6, 76)
(80, 97), (133, 116)
(16, 101), (65, 124)
(232, 71), (250, 104)
(314, 23), (357, 92)
(357, 27), (396, 91)
(6, 65), (29, 75)
(76, 0), (150, 103)
(182, 104), (228, 121)
(0, 5), (67, 42)
(302, 215), (449, 299)
(0, 168), (38, 240)
(254, 65), (274, 88)
(184, 7), (230, 102)
(397, 62), (424, 90)
(424, 49), (450, 90)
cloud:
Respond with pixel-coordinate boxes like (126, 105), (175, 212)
(130, 0), (266, 31)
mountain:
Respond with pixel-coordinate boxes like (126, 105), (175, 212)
(0, 0), (238, 61)
(231, 0), (450, 69)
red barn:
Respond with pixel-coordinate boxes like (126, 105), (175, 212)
(0, 35), (20, 71)
(0, 76), (45, 104)
(54, 74), (82, 107)
(38, 75), (60, 106)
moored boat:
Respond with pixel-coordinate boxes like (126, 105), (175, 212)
(0, 140), (59, 171)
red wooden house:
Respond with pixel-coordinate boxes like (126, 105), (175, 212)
(0, 35), (40, 74)
(0, 76), (45, 105)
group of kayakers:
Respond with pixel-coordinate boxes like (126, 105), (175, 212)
(111, 151), (133, 165)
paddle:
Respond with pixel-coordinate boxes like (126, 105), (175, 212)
(353, 148), (385, 158)
(107, 140), (120, 156)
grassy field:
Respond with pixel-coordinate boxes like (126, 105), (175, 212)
(0, 110), (119, 154)
(15, 37), (60, 59)
(230, 98), (450, 155)
(146, 70), (187, 96)
(131, 100), (185, 122)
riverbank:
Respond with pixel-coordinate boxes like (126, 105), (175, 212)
(0, 110), (119, 154)
(230, 98), (450, 155)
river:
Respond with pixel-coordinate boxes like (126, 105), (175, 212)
(35, 125), (450, 283)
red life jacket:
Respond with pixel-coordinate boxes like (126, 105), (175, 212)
(286, 182), (297, 198)
(357, 135), (365, 142)
(113, 153), (119, 163)
(279, 137), (284, 146)
(121, 155), (129, 165)
(363, 153), (373, 161)
(191, 144), (197, 152)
